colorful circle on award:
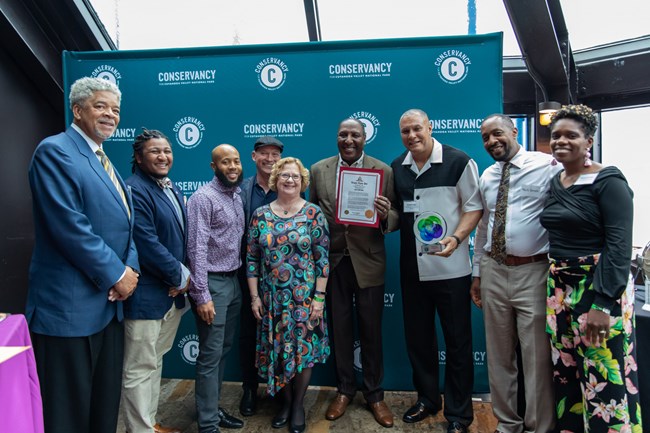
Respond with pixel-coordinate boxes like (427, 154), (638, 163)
(365, 209), (375, 218)
(413, 212), (447, 244)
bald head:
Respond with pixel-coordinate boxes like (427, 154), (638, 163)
(210, 144), (243, 187)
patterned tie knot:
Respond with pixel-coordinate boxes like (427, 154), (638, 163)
(157, 177), (173, 189)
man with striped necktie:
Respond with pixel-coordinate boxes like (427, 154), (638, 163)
(27, 76), (139, 433)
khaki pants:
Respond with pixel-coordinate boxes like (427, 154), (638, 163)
(122, 304), (186, 433)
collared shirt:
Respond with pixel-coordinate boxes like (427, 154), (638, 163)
(392, 140), (482, 281)
(250, 176), (277, 217)
(335, 152), (365, 189)
(71, 123), (128, 282)
(186, 177), (244, 305)
(472, 147), (560, 276)
(402, 142), (441, 176)
(71, 123), (101, 158)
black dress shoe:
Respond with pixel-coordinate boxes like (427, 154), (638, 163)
(218, 407), (244, 429)
(271, 412), (289, 429)
(402, 401), (434, 423)
(447, 421), (468, 433)
(239, 388), (257, 416)
(289, 422), (305, 433)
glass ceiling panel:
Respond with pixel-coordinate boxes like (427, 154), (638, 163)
(89, 0), (309, 49)
(90, 0), (522, 55)
(560, 0), (650, 50)
(318, 0), (522, 55)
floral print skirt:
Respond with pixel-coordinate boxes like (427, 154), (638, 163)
(546, 254), (642, 433)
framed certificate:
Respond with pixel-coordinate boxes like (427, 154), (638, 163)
(335, 167), (383, 227)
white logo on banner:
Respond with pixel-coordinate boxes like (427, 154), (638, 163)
(430, 117), (483, 134)
(435, 50), (471, 84)
(158, 69), (216, 86)
(353, 340), (363, 372)
(105, 127), (137, 143)
(173, 117), (205, 149)
(255, 57), (288, 90)
(91, 64), (122, 86)
(178, 334), (200, 365)
(437, 350), (487, 366)
(349, 111), (381, 144)
(383, 292), (395, 308)
(243, 122), (304, 139)
(329, 62), (392, 79)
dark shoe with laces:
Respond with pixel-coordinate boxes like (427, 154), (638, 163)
(447, 421), (468, 433)
(239, 388), (257, 416)
(218, 407), (244, 429)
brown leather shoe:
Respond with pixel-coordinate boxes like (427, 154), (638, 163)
(369, 400), (394, 428)
(325, 393), (351, 420)
(154, 423), (182, 433)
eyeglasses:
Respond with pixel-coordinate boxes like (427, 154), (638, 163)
(279, 173), (301, 181)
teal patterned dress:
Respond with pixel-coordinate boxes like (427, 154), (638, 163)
(246, 202), (330, 396)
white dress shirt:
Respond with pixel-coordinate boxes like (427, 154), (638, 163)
(472, 147), (560, 276)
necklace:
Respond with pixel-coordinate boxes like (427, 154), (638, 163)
(276, 200), (301, 215)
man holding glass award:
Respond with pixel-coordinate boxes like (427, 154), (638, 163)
(310, 118), (398, 428)
(391, 109), (482, 433)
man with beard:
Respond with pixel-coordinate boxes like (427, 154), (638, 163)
(187, 144), (245, 433)
(471, 114), (558, 433)
(121, 129), (189, 433)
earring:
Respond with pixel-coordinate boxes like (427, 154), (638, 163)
(551, 158), (558, 166)
(584, 149), (592, 167)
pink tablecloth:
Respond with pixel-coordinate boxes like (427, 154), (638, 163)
(0, 314), (44, 433)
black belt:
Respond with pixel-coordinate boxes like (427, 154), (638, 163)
(210, 270), (238, 277)
(489, 253), (548, 267)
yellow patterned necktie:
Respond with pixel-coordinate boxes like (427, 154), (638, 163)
(96, 148), (130, 217)
(490, 162), (510, 264)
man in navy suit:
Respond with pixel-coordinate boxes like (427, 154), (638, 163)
(122, 129), (189, 433)
(27, 76), (139, 433)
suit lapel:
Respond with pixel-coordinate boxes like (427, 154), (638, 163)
(324, 156), (339, 201)
(68, 128), (131, 220)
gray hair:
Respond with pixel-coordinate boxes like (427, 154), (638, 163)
(68, 77), (121, 110)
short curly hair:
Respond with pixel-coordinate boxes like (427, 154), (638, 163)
(550, 104), (598, 137)
(69, 77), (121, 110)
(269, 157), (310, 193)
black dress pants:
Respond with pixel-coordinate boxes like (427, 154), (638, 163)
(401, 274), (474, 426)
(328, 256), (385, 403)
(32, 317), (124, 433)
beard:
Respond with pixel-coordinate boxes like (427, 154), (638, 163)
(215, 169), (243, 187)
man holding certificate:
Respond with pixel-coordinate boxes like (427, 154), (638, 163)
(391, 109), (482, 433)
(310, 118), (398, 428)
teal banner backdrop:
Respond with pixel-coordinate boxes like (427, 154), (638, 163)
(63, 33), (502, 393)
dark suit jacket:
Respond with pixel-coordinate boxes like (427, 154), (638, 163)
(26, 126), (139, 337)
(310, 154), (398, 288)
(124, 167), (187, 320)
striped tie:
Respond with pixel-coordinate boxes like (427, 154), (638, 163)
(96, 148), (130, 217)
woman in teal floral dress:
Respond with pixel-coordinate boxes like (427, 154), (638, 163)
(247, 157), (329, 433)
(540, 105), (641, 433)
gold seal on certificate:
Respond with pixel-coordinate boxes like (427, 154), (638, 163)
(335, 167), (383, 227)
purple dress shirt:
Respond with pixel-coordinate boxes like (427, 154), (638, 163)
(187, 177), (244, 305)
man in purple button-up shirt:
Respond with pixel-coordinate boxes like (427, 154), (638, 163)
(187, 144), (245, 433)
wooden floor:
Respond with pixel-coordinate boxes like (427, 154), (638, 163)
(117, 379), (498, 433)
